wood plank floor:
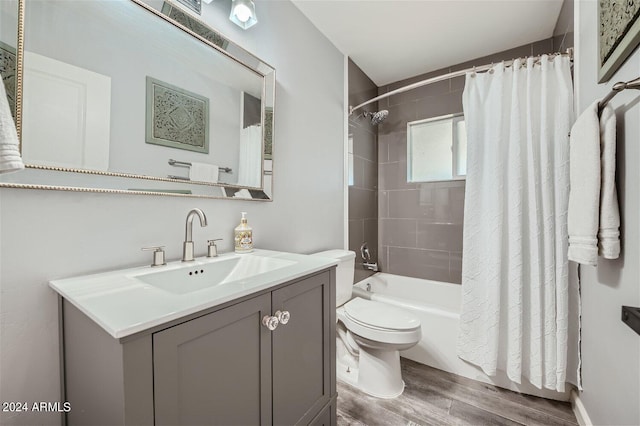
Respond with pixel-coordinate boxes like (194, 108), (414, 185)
(337, 358), (578, 426)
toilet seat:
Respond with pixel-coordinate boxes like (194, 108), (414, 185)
(338, 298), (421, 345)
(345, 298), (420, 331)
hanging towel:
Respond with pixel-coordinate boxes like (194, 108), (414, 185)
(567, 101), (621, 265)
(189, 162), (218, 183)
(568, 101), (600, 265)
(0, 81), (24, 174)
(597, 105), (620, 259)
(233, 188), (251, 198)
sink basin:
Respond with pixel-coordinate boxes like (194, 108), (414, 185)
(49, 249), (338, 338)
(133, 254), (296, 295)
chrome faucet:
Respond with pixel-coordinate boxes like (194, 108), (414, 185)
(182, 208), (208, 262)
(360, 242), (379, 272)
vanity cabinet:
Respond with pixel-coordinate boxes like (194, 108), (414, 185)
(61, 269), (336, 426)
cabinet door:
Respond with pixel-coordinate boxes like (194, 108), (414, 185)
(153, 293), (272, 426)
(272, 271), (334, 425)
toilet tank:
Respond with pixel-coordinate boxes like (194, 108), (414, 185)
(311, 249), (355, 307)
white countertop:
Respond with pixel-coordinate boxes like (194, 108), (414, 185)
(49, 249), (337, 339)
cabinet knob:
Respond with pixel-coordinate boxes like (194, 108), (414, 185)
(262, 315), (279, 331)
(275, 310), (290, 325)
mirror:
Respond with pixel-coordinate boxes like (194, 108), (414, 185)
(0, 0), (275, 200)
(0, 0), (18, 127)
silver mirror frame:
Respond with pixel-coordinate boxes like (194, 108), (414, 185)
(1, 0), (275, 201)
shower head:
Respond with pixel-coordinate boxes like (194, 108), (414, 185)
(363, 109), (389, 125)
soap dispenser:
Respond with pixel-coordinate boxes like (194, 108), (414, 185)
(234, 212), (253, 253)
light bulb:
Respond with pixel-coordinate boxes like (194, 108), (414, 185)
(233, 4), (251, 23)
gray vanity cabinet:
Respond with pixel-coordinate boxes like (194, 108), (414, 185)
(153, 293), (273, 425)
(272, 272), (333, 425)
(61, 268), (336, 426)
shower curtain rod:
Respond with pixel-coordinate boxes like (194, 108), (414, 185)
(349, 48), (574, 115)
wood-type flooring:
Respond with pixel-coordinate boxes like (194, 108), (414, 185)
(337, 358), (579, 426)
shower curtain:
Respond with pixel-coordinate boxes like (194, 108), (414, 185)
(238, 124), (262, 188)
(457, 55), (573, 392)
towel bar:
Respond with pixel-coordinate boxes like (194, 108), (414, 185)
(622, 306), (640, 336)
(168, 159), (232, 174)
(598, 76), (640, 114)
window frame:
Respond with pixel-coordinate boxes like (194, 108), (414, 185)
(406, 112), (466, 183)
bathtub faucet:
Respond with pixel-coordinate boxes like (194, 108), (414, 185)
(362, 261), (379, 272)
(360, 242), (379, 272)
(360, 242), (372, 262)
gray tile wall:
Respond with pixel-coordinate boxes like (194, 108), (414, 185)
(553, 0), (574, 53)
(377, 37), (571, 284)
(348, 59), (378, 283)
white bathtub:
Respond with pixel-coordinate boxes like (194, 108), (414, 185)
(352, 273), (570, 401)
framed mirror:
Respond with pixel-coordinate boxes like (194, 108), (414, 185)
(0, 0), (275, 200)
(0, 1), (19, 133)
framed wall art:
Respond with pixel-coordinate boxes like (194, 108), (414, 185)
(599, 0), (640, 82)
(0, 40), (17, 121)
(145, 76), (210, 154)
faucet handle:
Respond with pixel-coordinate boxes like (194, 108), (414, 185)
(142, 246), (166, 267)
(207, 239), (223, 258)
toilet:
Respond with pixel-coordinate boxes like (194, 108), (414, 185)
(312, 249), (421, 399)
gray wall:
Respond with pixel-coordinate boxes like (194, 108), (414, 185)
(553, 0), (574, 52)
(0, 1), (345, 425)
(575, 1), (640, 424)
(377, 37), (559, 283)
(348, 59), (378, 283)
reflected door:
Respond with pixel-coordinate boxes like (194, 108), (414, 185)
(22, 51), (111, 171)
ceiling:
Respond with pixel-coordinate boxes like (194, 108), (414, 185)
(291, 0), (565, 86)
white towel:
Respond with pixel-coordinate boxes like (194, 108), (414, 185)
(0, 81), (24, 174)
(233, 188), (251, 198)
(597, 105), (620, 259)
(567, 101), (621, 265)
(189, 162), (218, 183)
(568, 101), (601, 265)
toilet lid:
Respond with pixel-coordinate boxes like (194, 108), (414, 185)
(344, 297), (420, 331)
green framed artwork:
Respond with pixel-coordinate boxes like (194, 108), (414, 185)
(145, 76), (210, 154)
(160, 1), (229, 50)
(599, 0), (640, 82)
(0, 40), (17, 121)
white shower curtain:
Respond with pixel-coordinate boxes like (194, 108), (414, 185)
(457, 55), (573, 392)
(238, 124), (262, 188)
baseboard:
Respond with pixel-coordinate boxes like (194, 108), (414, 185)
(571, 389), (593, 426)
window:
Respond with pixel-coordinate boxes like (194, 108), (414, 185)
(407, 113), (467, 182)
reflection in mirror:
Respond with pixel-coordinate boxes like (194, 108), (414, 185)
(0, 0), (18, 124)
(1, 0), (275, 200)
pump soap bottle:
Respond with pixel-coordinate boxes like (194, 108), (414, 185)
(234, 212), (253, 253)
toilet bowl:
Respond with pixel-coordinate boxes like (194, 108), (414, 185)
(311, 250), (421, 399)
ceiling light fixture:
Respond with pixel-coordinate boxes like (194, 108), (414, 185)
(229, 0), (257, 29)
